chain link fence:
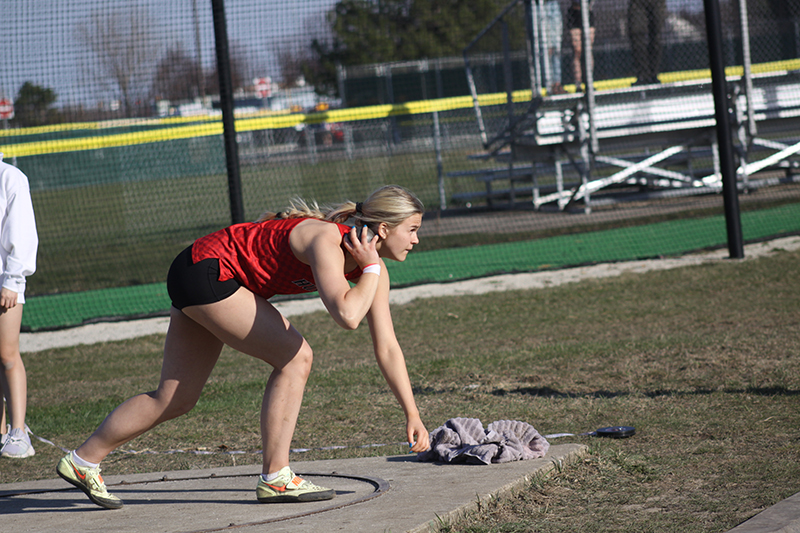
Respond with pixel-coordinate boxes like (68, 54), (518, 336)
(1, 0), (799, 331)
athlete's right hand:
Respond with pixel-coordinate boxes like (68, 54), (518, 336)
(0, 287), (18, 310)
(343, 225), (379, 268)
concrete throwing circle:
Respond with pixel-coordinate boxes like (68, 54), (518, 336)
(1, 472), (389, 532)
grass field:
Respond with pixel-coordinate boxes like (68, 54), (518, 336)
(6, 242), (800, 532)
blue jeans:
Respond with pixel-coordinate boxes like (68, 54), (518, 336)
(540, 0), (563, 87)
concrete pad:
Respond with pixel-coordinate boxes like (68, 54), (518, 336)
(726, 491), (800, 533)
(0, 444), (586, 533)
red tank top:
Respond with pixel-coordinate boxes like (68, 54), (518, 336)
(191, 218), (362, 300)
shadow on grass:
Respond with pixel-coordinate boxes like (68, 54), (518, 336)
(493, 385), (800, 398)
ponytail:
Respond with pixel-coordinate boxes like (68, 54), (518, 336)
(256, 185), (423, 230)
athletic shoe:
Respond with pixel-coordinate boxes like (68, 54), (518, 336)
(256, 466), (335, 503)
(57, 452), (123, 509)
(0, 424), (9, 448)
(1, 427), (35, 458)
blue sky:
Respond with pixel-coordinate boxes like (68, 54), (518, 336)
(1, 0), (337, 107)
(2, 0), (709, 108)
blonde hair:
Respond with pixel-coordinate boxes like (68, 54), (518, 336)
(257, 185), (423, 231)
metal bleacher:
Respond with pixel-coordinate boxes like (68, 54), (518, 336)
(451, 0), (800, 212)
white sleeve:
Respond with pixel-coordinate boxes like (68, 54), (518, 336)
(1, 166), (38, 294)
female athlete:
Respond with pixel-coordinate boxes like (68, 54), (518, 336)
(57, 184), (430, 509)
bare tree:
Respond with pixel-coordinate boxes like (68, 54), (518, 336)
(277, 11), (334, 89)
(152, 44), (201, 103)
(204, 41), (250, 96)
(278, 45), (309, 88)
(76, 5), (163, 117)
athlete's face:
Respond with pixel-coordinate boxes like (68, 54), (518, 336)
(377, 213), (422, 262)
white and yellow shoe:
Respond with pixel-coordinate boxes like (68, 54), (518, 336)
(256, 466), (335, 503)
(57, 452), (123, 509)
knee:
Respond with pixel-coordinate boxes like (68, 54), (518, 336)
(150, 389), (199, 420)
(283, 343), (314, 382)
(168, 398), (198, 419)
(0, 350), (22, 373)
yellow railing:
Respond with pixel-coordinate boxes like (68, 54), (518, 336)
(3, 57), (800, 159)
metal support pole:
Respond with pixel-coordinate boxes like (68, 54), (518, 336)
(580, 0), (598, 154)
(192, 0), (205, 100)
(525, 0), (542, 94)
(502, 20), (515, 130)
(738, 0), (756, 136)
(433, 111), (446, 210)
(307, 125), (318, 165)
(703, 0), (744, 259)
(537, 0), (551, 90)
(3, 119), (16, 166)
(463, 0), (524, 148)
(434, 58), (444, 99)
(386, 67), (400, 145)
(211, 0), (245, 225)
(336, 63), (347, 107)
(344, 124), (354, 161)
(733, 84), (751, 190)
(464, 52), (488, 147)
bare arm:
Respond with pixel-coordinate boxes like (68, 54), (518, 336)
(294, 220), (381, 330)
(367, 269), (430, 452)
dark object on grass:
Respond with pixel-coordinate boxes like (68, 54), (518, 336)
(594, 426), (636, 438)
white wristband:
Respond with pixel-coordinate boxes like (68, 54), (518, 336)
(362, 263), (381, 276)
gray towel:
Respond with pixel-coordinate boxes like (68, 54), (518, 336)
(417, 417), (550, 465)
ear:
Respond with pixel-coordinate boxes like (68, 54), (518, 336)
(377, 222), (389, 240)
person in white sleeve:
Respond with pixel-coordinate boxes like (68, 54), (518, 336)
(0, 154), (38, 459)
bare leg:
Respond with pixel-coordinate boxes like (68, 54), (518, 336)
(182, 287), (312, 475)
(1, 368), (6, 433)
(75, 284), (310, 476)
(0, 305), (26, 431)
(570, 27), (595, 88)
(75, 306), (224, 463)
(570, 28), (583, 86)
(1, 381), (5, 433)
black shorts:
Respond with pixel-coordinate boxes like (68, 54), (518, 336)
(167, 245), (241, 310)
(567, 5), (594, 30)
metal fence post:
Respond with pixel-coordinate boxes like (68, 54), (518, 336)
(703, 0), (744, 259)
(211, 0), (245, 225)
(581, 0), (598, 155)
(433, 110), (446, 210)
